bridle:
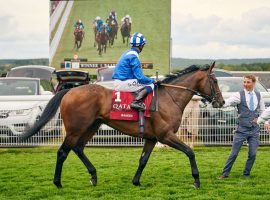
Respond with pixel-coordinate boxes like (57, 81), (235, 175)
(160, 72), (221, 104)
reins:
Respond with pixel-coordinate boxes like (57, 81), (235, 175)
(160, 83), (213, 102)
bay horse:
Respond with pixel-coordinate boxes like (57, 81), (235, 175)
(120, 17), (131, 46)
(108, 19), (118, 46)
(95, 26), (109, 56)
(21, 62), (224, 189)
(74, 27), (84, 50)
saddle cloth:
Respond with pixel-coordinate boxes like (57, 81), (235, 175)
(110, 90), (153, 121)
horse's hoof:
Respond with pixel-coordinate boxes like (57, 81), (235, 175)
(90, 176), (97, 186)
(54, 180), (62, 189)
(193, 180), (200, 189)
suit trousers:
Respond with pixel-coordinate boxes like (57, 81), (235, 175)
(222, 127), (260, 176)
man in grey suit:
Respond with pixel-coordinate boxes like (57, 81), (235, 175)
(218, 74), (265, 179)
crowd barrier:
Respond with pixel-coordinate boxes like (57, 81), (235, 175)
(1, 102), (270, 147)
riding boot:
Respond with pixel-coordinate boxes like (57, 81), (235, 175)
(130, 88), (148, 111)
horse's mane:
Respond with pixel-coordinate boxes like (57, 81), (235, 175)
(161, 65), (201, 84)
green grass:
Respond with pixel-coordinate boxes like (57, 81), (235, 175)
(51, 0), (171, 75)
(0, 147), (270, 199)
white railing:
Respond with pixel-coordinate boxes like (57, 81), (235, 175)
(1, 105), (270, 147)
(50, 1), (67, 34)
(49, 0), (74, 64)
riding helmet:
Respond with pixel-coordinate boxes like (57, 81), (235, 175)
(130, 33), (146, 47)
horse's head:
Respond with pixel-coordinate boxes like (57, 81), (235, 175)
(198, 62), (225, 108)
(124, 17), (129, 24)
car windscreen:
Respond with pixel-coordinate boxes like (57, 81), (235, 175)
(7, 68), (53, 80)
(56, 71), (89, 81)
(0, 79), (38, 95)
(217, 78), (268, 92)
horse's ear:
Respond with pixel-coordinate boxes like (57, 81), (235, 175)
(208, 61), (215, 73)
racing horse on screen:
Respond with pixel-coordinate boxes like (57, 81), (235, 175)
(120, 17), (131, 46)
(21, 62), (224, 189)
(108, 19), (118, 46)
(73, 26), (84, 50)
(96, 25), (109, 55)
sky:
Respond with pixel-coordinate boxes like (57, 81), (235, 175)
(0, 0), (269, 59)
(0, 0), (49, 59)
(172, 0), (270, 59)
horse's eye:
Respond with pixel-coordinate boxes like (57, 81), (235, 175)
(214, 80), (218, 84)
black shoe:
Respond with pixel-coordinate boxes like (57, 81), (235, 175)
(131, 88), (148, 111)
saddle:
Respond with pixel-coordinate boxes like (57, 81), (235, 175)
(109, 90), (154, 121)
(109, 89), (157, 137)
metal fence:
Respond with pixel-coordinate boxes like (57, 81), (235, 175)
(1, 107), (270, 147)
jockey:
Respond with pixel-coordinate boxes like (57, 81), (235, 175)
(96, 19), (104, 32)
(108, 10), (118, 25)
(121, 15), (132, 26)
(74, 19), (85, 37)
(74, 19), (85, 30)
(112, 33), (154, 111)
(93, 16), (101, 27)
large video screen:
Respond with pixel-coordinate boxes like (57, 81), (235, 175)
(50, 0), (171, 75)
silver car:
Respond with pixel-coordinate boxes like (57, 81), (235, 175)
(0, 77), (55, 141)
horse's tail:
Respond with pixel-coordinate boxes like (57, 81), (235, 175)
(20, 89), (70, 141)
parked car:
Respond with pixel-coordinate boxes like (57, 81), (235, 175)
(0, 77), (56, 142)
(213, 68), (233, 77)
(54, 69), (90, 92)
(6, 65), (56, 94)
(1, 66), (59, 143)
(95, 66), (115, 89)
(199, 77), (270, 143)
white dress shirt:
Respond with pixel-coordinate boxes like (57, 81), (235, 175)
(223, 89), (265, 114)
(258, 106), (270, 124)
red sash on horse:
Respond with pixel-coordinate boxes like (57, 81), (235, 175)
(110, 90), (153, 121)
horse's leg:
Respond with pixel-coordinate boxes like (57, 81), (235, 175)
(73, 39), (76, 49)
(54, 131), (86, 188)
(72, 120), (101, 186)
(53, 139), (71, 188)
(79, 40), (82, 49)
(75, 41), (79, 51)
(160, 133), (200, 188)
(122, 36), (125, 44)
(132, 138), (157, 186)
(98, 43), (101, 55)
